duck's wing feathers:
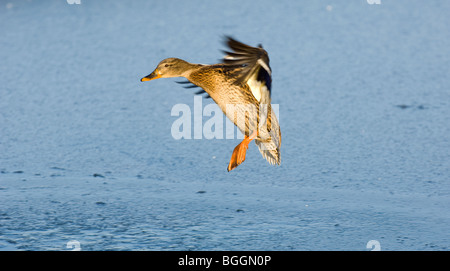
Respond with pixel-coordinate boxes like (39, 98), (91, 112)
(222, 36), (272, 103)
(222, 37), (280, 166)
(175, 80), (211, 99)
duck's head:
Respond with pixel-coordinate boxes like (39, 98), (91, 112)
(141, 58), (191, 82)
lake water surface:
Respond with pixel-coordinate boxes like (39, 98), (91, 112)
(0, 0), (449, 250)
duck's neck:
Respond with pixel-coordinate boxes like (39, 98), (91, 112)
(180, 62), (203, 79)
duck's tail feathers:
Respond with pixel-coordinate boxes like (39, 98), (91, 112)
(255, 137), (281, 165)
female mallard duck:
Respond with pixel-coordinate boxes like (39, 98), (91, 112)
(141, 37), (281, 171)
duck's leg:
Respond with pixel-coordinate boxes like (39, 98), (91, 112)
(227, 130), (258, 172)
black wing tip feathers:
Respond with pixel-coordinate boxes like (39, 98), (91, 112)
(175, 80), (211, 99)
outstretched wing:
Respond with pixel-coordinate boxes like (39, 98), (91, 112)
(175, 80), (211, 99)
(222, 36), (272, 104)
(223, 37), (281, 165)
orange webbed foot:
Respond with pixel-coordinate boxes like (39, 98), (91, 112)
(227, 130), (257, 172)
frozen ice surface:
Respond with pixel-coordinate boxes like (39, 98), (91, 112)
(0, 0), (449, 250)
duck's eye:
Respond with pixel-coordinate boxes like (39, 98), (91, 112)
(164, 64), (170, 67)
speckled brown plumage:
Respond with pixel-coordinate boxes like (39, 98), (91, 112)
(141, 37), (281, 169)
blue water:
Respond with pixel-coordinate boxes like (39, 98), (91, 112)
(0, 0), (449, 250)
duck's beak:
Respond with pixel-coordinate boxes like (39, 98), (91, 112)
(141, 69), (161, 82)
